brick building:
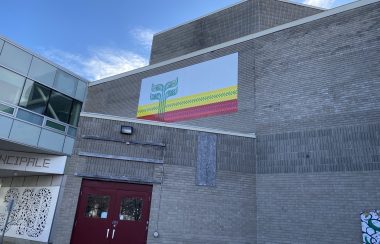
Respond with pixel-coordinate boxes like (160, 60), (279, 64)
(0, 0), (379, 243)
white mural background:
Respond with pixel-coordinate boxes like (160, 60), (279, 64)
(0, 186), (60, 242)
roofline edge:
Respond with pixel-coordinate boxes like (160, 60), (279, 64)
(90, 0), (377, 86)
(0, 35), (90, 83)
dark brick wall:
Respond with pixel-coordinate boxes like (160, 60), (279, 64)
(256, 123), (380, 174)
(150, 0), (322, 64)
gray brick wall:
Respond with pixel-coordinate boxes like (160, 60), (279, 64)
(50, 116), (255, 243)
(81, 2), (380, 243)
(86, 2), (380, 135)
(252, 3), (380, 134)
(252, 2), (380, 240)
(256, 123), (380, 174)
(256, 171), (380, 243)
(51, 175), (82, 244)
(150, 0), (322, 64)
(147, 165), (256, 244)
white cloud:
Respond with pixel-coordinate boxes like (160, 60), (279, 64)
(38, 47), (148, 81)
(130, 28), (156, 50)
(35, 27), (156, 81)
(303, 0), (335, 8)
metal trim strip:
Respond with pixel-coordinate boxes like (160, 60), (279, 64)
(80, 112), (256, 138)
(78, 151), (164, 164)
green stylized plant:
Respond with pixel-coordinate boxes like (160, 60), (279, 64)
(150, 78), (178, 121)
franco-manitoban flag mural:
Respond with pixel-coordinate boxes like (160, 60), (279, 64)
(137, 53), (238, 122)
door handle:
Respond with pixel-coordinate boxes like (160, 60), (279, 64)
(106, 228), (109, 238)
(112, 229), (116, 239)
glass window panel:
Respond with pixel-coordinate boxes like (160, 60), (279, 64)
(45, 120), (66, 132)
(16, 108), (44, 125)
(19, 79), (50, 114)
(0, 103), (14, 115)
(119, 198), (143, 221)
(75, 80), (87, 101)
(54, 71), (77, 96)
(67, 126), (77, 137)
(45, 91), (72, 123)
(85, 194), (110, 219)
(69, 101), (82, 126)
(28, 57), (56, 87)
(0, 67), (26, 105)
(0, 103), (15, 114)
(0, 42), (32, 75)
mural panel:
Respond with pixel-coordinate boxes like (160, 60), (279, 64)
(361, 210), (380, 244)
(0, 186), (60, 242)
(137, 53), (238, 122)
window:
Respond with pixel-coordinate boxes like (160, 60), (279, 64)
(0, 103), (14, 114)
(54, 70), (77, 96)
(75, 80), (87, 101)
(0, 42), (32, 75)
(0, 67), (25, 105)
(16, 108), (44, 125)
(28, 57), (56, 87)
(45, 91), (73, 123)
(0, 61), (83, 127)
(69, 101), (82, 126)
(85, 194), (110, 219)
(119, 198), (143, 221)
(19, 79), (50, 114)
(18, 81), (82, 126)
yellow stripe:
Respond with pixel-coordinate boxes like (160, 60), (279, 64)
(138, 86), (237, 116)
(137, 86), (237, 117)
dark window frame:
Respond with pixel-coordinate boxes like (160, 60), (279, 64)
(16, 79), (82, 127)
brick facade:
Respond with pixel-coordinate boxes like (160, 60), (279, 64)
(54, 1), (380, 243)
(150, 0), (322, 64)
(51, 116), (255, 244)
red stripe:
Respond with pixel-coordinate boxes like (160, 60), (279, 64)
(137, 99), (238, 122)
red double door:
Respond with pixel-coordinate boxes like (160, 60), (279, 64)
(71, 180), (152, 244)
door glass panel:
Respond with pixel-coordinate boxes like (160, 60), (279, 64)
(119, 197), (143, 221)
(85, 194), (110, 219)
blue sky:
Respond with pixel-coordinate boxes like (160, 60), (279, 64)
(0, 0), (355, 81)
